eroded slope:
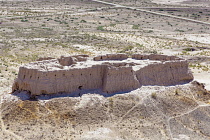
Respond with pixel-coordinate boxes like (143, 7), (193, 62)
(0, 82), (210, 139)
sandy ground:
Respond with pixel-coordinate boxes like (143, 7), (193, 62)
(72, 44), (110, 55)
(168, 34), (210, 44)
(1, 0), (29, 1)
(192, 69), (210, 91)
(152, 0), (210, 7)
(152, 0), (187, 5)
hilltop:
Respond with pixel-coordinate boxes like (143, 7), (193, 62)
(1, 0), (210, 139)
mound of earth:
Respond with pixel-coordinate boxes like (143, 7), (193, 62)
(0, 81), (210, 140)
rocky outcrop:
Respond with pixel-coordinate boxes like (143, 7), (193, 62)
(58, 56), (77, 66)
(12, 54), (194, 96)
(58, 55), (89, 66)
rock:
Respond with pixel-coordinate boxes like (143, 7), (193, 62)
(72, 54), (89, 62)
(58, 56), (77, 66)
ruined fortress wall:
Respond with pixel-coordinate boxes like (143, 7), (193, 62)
(94, 54), (128, 61)
(94, 54), (182, 61)
(103, 67), (140, 93)
(14, 65), (140, 95)
(36, 66), (104, 95)
(132, 54), (182, 61)
(135, 60), (193, 86)
(12, 54), (194, 96)
(14, 65), (105, 95)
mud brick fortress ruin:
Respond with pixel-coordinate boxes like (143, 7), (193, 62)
(12, 54), (194, 96)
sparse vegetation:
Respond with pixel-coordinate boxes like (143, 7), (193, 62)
(21, 19), (28, 22)
(118, 46), (134, 54)
(80, 20), (87, 23)
(189, 63), (209, 71)
(132, 24), (139, 29)
(151, 92), (157, 99)
(183, 48), (195, 51)
(175, 29), (185, 32)
(97, 26), (105, 31)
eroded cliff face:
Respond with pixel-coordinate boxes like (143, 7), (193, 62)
(12, 54), (193, 96)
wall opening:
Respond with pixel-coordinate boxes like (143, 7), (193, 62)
(78, 86), (82, 90)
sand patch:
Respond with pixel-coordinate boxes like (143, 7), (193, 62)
(168, 34), (210, 44)
(152, 0), (188, 5)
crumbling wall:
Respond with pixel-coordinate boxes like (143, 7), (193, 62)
(12, 54), (194, 96)
(72, 55), (89, 61)
(94, 54), (128, 61)
(103, 66), (139, 93)
(58, 55), (89, 66)
(13, 65), (105, 95)
(135, 60), (193, 86)
(132, 54), (182, 61)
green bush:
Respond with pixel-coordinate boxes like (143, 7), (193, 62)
(21, 19), (28, 22)
(151, 93), (157, 99)
(97, 26), (105, 31)
(183, 48), (195, 51)
(80, 20), (87, 23)
(132, 25), (139, 29)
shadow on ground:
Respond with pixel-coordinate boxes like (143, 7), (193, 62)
(11, 88), (136, 101)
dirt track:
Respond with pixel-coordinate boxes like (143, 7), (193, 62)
(92, 0), (210, 26)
